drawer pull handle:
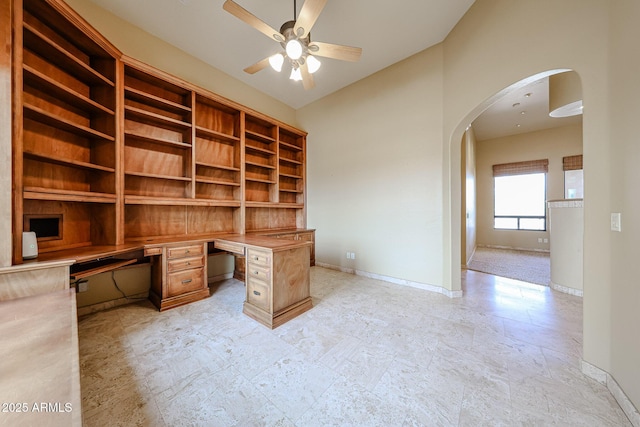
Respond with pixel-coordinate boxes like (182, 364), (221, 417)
(253, 290), (261, 296)
(253, 270), (259, 275)
(187, 262), (191, 265)
(182, 279), (192, 284)
(186, 250), (190, 254)
(253, 256), (259, 261)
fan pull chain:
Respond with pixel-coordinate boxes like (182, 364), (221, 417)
(293, 0), (297, 20)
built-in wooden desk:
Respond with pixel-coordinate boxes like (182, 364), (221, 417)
(214, 234), (313, 329)
(0, 289), (81, 426)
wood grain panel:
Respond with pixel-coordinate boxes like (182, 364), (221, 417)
(195, 96), (239, 136)
(187, 206), (238, 234)
(125, 205), (187, 239)
(273, 246), (310, 313)
(195, 137), (238, 168)
(124, 138), (188, 177)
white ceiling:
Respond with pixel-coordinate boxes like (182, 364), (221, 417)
(87, 0), (476, 109)
(472, 76), (582, 141)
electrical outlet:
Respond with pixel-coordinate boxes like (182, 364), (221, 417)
(537, 238), (543, 243)
(351, 252), (356, 259)
(544, 238), (548, 243)
(78, 282), (88, 292)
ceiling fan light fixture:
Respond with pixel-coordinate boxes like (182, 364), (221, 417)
(269, 53), (284, 72)
(285, 39), (303, 60)
(307, 55), (321, 74)
(290, 67), (302, 81)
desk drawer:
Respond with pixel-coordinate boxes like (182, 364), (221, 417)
(247, 277), (270, 312)
(215, 241), (245, 256)
(168, 245), (204, 259)
(167, 268), (204, 297)
(168, 256), (204, 273)
(246, 264), (270, 282)
(247, 249), (271, 267)
(144, 247), (163, 257)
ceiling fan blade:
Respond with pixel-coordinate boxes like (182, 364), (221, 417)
(300, 62), (315, 90)
(294, 0), (328, 39)
(243, 57), (271, 74)
(223, 0), (283, 42)
(309, 41), (362, 62)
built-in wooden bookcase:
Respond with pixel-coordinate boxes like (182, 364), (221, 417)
(194, 94), (241, 203)
(244, 114), (277, 204)
(123, 63), (193, 201)
(15, 0), (119, 258)
(278, 128), (305, 206)
(11, 0), (307, 263)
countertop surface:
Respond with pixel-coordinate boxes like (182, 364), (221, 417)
(0, 289), (81, 426)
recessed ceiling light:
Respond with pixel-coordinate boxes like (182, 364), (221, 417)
(521, 111), (526, 115)
(516, 124), (521, 127)
(524, 93), (532, 98)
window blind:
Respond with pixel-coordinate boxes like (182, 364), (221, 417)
(563, 155), (583, 171)
(493, 159), (549, 177)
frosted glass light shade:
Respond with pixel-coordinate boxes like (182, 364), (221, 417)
(307, 55), (321, 74)
(269, 53), (284, 72)
(290, 67), (302, 81)
(285, 39), (303, 60)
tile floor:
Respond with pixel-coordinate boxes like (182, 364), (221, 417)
(78, 267), (632, 426)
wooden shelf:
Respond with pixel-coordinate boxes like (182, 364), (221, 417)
(125, 171), (192, 182)
(280, 188), (303, 194)
(246, 144), (276, 155)
(246, 161), (276, 170)
(23, 23), (114, 87)
(280, 172), (302, 179)
(124, 105), (191, 131)
(24, 151), (115, 173)
(24, 103), (115, 142)
(24, 187), (116, 203)
(195, 161), (239, 172)
(196, 126), (240, 143)
(195, 176), (241, 186)
(246, 177), (276, 184)
(125, 86), (191, 115)
(23, 65), (114, 115)
(279, 141), (303, 151)
(125, 131), (191, 149)
(125, 195), (240, 207)
(246, 129), (275, 143)
(280, 157), (302, 165)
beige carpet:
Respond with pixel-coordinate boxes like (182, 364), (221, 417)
(467, 247), (550, 286)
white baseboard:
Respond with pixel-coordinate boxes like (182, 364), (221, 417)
(479, 244), (550, 254)
(316, 263), (463, 298)
(550, 281), (583, 297)
(581, 360), (640, 426)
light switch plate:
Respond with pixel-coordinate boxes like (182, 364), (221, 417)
(611, 213), (622, 232)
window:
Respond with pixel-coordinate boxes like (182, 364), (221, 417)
(493, 159), (548, 231)
(563, 155), (583, 199)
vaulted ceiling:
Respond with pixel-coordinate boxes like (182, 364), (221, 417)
(87, 0), (476, 109)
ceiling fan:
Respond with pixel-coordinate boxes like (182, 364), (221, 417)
(222, 0), (362, 90)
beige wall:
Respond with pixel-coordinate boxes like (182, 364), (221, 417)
(609, 0), (640, 409)
(442, 0), (615, 392)
(461, 128), (477, 265)
(297, 45), (444, 287)
(64, 0), (298, 128)
(475, 124), (583, 251)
